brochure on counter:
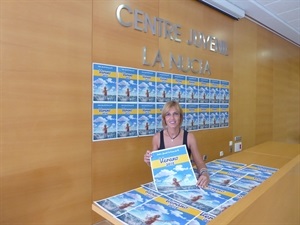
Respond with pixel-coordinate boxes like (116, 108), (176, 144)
(150, 145), (198, 193)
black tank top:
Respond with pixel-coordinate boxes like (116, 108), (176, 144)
(158, 130), (191, 157)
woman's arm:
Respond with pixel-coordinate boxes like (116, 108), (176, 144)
(144, 132), (160, 166)
(188, 132), (210, 188)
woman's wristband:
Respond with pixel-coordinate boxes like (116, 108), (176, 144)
(199, 168), (208, 176)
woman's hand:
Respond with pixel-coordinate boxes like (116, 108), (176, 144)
(144, 150), (152, 166)
(197, 173), (209, 188)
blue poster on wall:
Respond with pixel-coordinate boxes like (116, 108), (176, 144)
(156, 72), (172, 102)
(117, 103), (138, 138)
(117, 67), (138, 102)
(138, 103), (156, 136)
(186, 75), (199, 103)
(93, 102), (117, 141)
(138, 69), (156, 102)
(92, 63), (117, 102)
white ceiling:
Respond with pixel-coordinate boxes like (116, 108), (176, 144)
(226, 0), (300, 46)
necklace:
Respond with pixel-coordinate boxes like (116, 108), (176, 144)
(166, 129), (181, 142)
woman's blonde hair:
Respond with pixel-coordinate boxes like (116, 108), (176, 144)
(161, 100), (183, 128)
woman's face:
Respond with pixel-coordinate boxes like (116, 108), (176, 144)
(165, 107), (180, 128)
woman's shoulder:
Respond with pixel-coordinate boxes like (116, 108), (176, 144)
(153, 130), (162, 141)
(185, 130), (196, 139)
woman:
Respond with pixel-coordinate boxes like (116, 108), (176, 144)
(144, 100), (209, 188)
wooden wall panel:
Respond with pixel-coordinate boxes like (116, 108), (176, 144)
(232, 19), (257, 148)
(255, 26), (274, 144)
(273, 36), (300, 143)
(1, 0), (299, 225)
(92, 0), (159, 68)
(1, 1), (92, 224)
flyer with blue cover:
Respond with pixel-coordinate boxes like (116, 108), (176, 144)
(167, 183), (242, 214)
(116, 195), (201, 225)
(94, 186), (162, 217)
(150, 145), (198, 193)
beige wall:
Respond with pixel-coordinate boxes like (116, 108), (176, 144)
(1, 0), (299, 224)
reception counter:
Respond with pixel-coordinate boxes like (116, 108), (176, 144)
(92, 141), (300, 225)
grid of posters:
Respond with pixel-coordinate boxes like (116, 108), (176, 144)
(94, 157), (278, 225)
(92, 63), (230, 141)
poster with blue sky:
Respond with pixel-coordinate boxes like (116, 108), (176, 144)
(118, 67), (138, 102)
(150, 145), (198, 193)
(93, 102), (117, 141)
(185, 103), (199, 131)
(94, 187), (161, 218)
(156, 72), (172, 102)
(138, 69), (156, 102)
(186, 76), (199, 103)
(117, 103), (138, 138)
(220, 80), (230, 103)
(199, 104), (210, 130)
(199, 78), (210, 103)
(209, 79), (220, 104)
(209, 104), (220, 128)
(93, 63), (117, 101)
(138, 103), (156, 136)
(172, 74), (186, 103)
(219, 104), (229, 128)
(167, 183), (241, 214)
(116, 195), (201, 225)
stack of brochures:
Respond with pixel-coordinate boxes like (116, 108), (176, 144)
(94, 145), (278, 225)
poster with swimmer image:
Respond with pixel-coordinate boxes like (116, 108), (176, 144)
(116, 195), (202, 225)
(220, 80), (230, 104)
(199, 78), (210, 103)
(156, 72), (172, 102)
(94, 186), (162, 218)
(209, 79), (220, 104)
(117, 66), (138, 102)
(185, 103), (199, 131)
(166, 183), (242, 214)
(93, 102), (117, 141)
(150, 145), (198, 193)
(117, 103), (138, 138)
(92, 63), (117, 102)
(209, 104), (220, 129)
(199, 104), (210, 130)
(172, 74), (186, 103)
(186, 76), (199, 103)
(219, 104), (229, 128)
(138, 103), (156, 136)
(138, 69), (156, 102)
